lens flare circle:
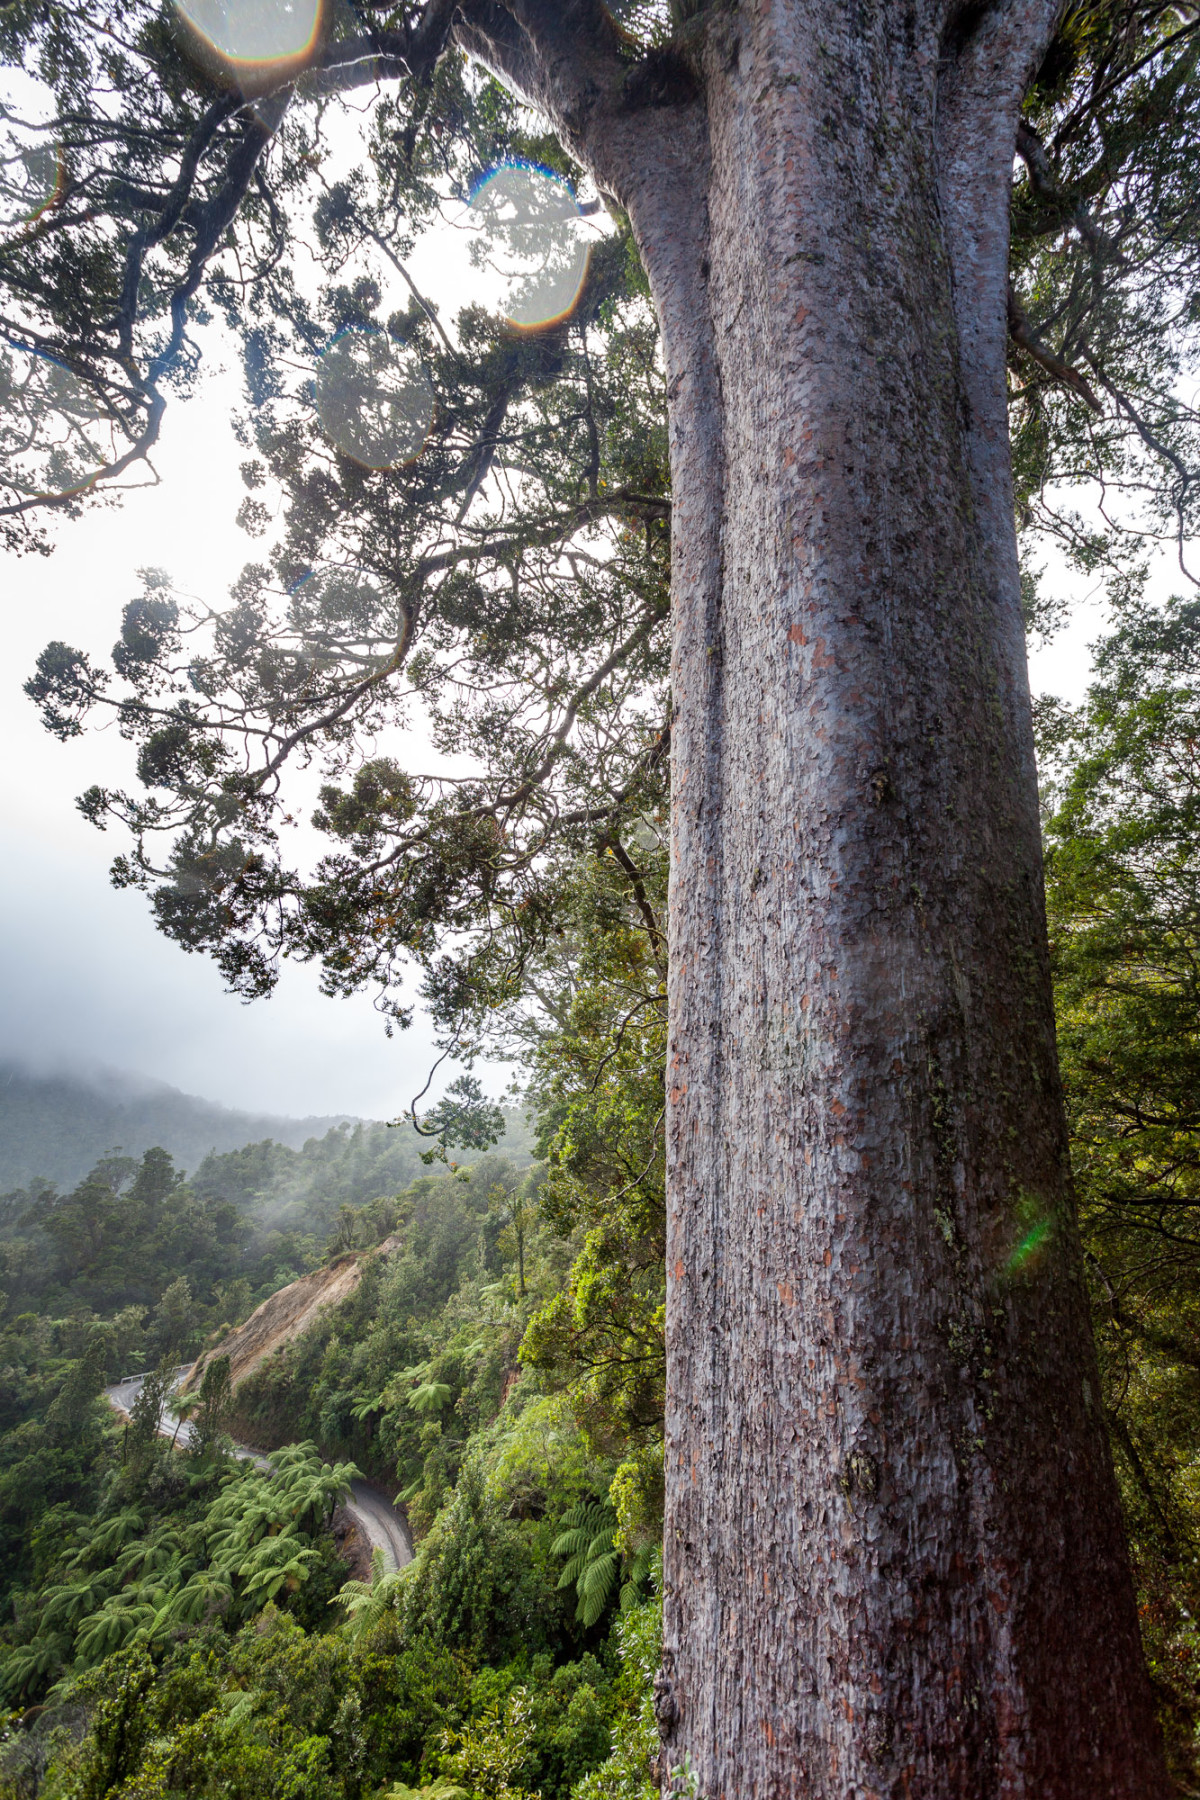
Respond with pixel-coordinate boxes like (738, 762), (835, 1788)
(174, 0), (323, 88)
(469, 162), (592, 332)
(0, 140), (65, 230)
(314, 328), (434, 471)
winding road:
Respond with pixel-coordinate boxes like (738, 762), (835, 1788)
(346, 1479), (413, 1572)
(103, 1370), (413, 1575)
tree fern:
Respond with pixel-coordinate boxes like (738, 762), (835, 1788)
(408, 1380), (453, 1416)
(552, 1500), (622, 1627)
(0, 1439), (359, 1698)
(335, 1547), (410, 1640)
(0, 1632), (69, 1702)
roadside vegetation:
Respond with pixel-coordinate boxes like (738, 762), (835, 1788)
(4, 605), (1200, 1792)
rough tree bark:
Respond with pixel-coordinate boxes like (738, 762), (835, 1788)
(458, 2), (1168, 1793)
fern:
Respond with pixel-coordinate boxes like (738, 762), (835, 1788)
(0, 1440), (359, 1698)
(408, 1380), (453, 1416)
(335, 1547), (409, 1640)
(0, 1632), (69, 1702)
(551, 1500), (624, 1627)
(620, 1544), (656, 1612)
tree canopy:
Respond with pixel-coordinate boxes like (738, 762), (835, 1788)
(1, 0), (1196, 1070)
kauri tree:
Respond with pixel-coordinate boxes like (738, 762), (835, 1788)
(7, 0), (1200, 1792)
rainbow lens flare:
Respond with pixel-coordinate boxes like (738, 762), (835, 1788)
(314, 328), (434, 471)
(1004, 1193), (1055, 1278)
(174, 0), (323, 89)
(0, 141), (64, 230)
(1007, 1215), (1052, 1275)
(468, 162), (592, 332)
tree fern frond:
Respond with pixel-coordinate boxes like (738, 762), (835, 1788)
(557, 1552), (588, 1588)
(580, 1550), (619, 1597)
(551, 1525), (597, 1557)
(552, 1496), (624, 1626)
(580, 1551), (620, 1626)
(408, 1381), (452, 1415)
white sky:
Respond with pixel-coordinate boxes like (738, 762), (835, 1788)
(0, 356), (450, 1118)
(0, 112), (610, 1118)
(0, 86), (1179, 1119)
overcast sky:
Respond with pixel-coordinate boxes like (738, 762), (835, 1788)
(0, 354), (456, 1119)
(0, 94), (1119, 1121)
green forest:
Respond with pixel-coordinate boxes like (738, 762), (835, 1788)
(3, 594), (1200, 1792)
(0, 1063), (354, 1195)
(4, 0), (1200, 1790)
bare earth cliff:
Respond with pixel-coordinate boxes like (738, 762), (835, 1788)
(185, 1235), (402, 1393)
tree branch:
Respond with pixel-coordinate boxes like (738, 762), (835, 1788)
(113, 94), (240, 367)
(1007, 283), (1103, 411)
(1082, 350), (1199, 585)
(1014, 117), (1124, 260)
(602, 835), (667, 974)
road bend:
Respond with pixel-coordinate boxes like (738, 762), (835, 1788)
(103, 1370), (413, 1575)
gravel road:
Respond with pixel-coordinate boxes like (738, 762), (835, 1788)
(348, 1479), (413, 1572)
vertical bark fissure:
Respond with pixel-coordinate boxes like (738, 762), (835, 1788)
(617, 102), (732, 1772)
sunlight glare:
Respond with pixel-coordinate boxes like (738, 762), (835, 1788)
(174, 0), (324, 89)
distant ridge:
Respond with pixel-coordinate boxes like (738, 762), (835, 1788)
(0, 1059), (358, 1192)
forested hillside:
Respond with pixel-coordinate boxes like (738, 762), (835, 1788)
(0, 1063), (351, 1192)
(6, 603), (1200, 1795)
(0, 1076), (661, 1799)
(0, 1106), (535, 1325)
(189, 1111), (537, 1245)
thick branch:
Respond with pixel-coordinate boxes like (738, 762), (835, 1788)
(113, 94), (239, 366)
(151, 93), (290, 385)
(453, 0), (686, 201)
(454, 0), (626, 129)
(1014, 117), (1123, 259)
(1007, 283), (1103, 411)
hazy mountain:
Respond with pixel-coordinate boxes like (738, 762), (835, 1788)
(190, 1116), (537, 1243)
(0, 1060), (356, 1192)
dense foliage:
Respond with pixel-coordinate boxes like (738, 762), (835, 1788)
(1038, 598), (1200, 1786)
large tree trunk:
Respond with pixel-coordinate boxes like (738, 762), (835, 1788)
(642, 8), (1167, 1799)
(462, 1), (1168, 1792)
